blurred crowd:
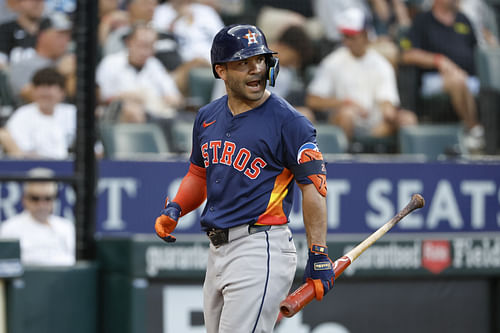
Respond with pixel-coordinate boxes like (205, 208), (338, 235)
(0, 0), (499, 160)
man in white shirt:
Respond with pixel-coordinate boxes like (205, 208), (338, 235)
(3, 67), (76, 159)
(96, 22), (183, 122)
(306, 7), (417, 140)
(0, 167), (75, 266)
(152, 0), (224, 64)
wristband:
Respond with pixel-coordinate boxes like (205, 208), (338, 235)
(310, 244), (328, 255)
(433, 54), (443, 69)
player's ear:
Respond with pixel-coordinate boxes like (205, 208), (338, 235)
(215, 64), (227, 80)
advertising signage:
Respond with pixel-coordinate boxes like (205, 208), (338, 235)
(97, 235), (500, 279)
(0, 159), (499, 235)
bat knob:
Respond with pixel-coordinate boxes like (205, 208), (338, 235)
(412, 194), (425, 209)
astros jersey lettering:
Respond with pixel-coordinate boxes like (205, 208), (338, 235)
(190, 93), (318, 230)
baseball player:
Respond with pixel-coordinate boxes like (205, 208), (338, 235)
(155, 24), (335, 333)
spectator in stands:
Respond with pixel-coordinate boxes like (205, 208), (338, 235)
(152, 0), (223, 64)
(7, 12), (75, 104)
(2, 67), (76, 159)
(0, 0), (46, 68)
(96, 22), (183, 122)
(459, 0), (499, 46)
(370, 0), (412, 39)
(400, 0), (485, 152)
(306, 7), (417, 141)
(98, 0), (129, 50)
(99, 0), (183, 72)
(152, 0), (224, 94)
(0, 167), (75, 266)
(268, 25), (316, 121)
(312, 0), (404, 67)
(255, 6), (309, 45)
(101, 0), (156, 55)
(312, 0), (372, 52)
(419, 0), (499, 46)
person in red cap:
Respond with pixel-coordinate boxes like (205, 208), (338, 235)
(306, 7), (417, 143)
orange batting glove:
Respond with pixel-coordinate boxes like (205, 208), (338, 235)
(154, 198), (181, 243)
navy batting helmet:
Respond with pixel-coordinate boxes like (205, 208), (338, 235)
(210, 24), (279, 86)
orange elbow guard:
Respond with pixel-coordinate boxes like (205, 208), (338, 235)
(292, 148), (327, 197)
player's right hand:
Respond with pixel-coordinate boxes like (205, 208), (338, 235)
(155, 198), (181, 243)
(303, 244), (335, 300)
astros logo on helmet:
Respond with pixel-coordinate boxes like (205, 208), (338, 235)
(243, 29), (259, 45)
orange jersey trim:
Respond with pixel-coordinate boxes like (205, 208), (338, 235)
(256, 168), (294, 225)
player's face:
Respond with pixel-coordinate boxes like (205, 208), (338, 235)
(224, 55), (268, 102)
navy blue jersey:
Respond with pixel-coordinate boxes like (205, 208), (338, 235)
(190, 93), (319, 230)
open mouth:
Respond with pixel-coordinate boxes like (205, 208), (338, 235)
(246, 79), (262, 91)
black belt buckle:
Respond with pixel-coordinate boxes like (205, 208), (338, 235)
(207, 229), (229, 247)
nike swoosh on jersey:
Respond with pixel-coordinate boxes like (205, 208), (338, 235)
(203, 120), (216, 128)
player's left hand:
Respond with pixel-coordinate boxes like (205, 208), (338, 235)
(303, 244), (335, 300)
(155, 198), (181, 243)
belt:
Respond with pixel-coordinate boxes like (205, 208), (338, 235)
(207, 224), (272, 247)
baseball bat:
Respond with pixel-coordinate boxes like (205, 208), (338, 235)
(279, 193), (425, 317)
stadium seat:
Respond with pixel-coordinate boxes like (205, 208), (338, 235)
(171, 119), (193, 154)
(315, 124), (348, 154)
(351, 134), (398, 154)
(475, 46), (500, 90)
(99, 123), (170, 159)
(398, 124), (465, 160)
(188, 67), (216, 107)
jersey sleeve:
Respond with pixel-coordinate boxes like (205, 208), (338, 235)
(281, 115), (323, 184)
(189, 113), (205, 168)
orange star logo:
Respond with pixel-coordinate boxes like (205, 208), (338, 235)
(243, 29), (259, 45)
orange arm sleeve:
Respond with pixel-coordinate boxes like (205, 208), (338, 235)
(173, 163), (207, 217)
